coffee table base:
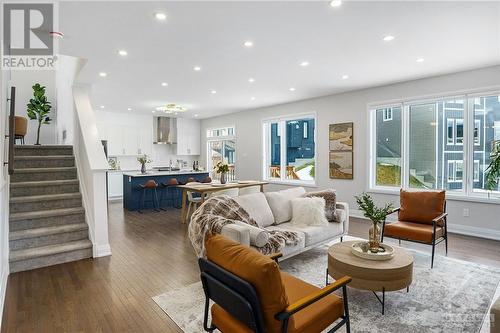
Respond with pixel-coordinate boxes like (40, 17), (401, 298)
(326, 269), (409, 315)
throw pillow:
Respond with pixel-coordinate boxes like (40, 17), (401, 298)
(265, 187), (306, 224)
(234, 192), (275, 227)
(290, 197), (329, 226)
(304, 189), (338, 222)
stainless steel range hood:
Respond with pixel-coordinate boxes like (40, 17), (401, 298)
(154, 117), (177, 144)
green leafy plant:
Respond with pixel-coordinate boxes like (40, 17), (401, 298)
(214, 161), (229, 174)
(355, 192), (394, 225)
(485, 140), (500, 192)
(26, 83), (51, 145)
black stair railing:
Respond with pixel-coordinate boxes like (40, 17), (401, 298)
(4, 86), (16, 175)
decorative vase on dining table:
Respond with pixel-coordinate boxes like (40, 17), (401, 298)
(368, 221), (381, 252)
(220, 172), (227, 184)
(141, 162), (146, 174)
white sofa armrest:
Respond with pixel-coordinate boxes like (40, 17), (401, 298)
(233, 221), (269, 247)
(336, 202), (349, 236)
(221, 224), (251, 247)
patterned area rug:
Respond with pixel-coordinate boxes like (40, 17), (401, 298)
(153, 239), (500, 333)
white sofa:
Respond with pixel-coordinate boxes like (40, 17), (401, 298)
(221, 187), (349, 259)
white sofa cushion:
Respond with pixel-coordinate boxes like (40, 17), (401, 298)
(276, 220), (344, 247)
(233, 221), (269, 247)
(234, 192), (274, 227)
(290, 197), (329, 226)
(265, 187), (306, 224)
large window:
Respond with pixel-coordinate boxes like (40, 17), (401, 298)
(207, 126), (236, 181)
(370, 92), (500, 198)
(263, 114), (316, 184)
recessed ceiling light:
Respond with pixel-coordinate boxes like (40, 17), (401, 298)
(251, 97), (256, 101)
(193, 66), (201, 71)
(248, 77), (255, 83)
(300, 61), (310, 67)
(194, 114), (199, 117)
(99, 72), (107, 77)
(330, 0), (342, 7)
(289, 87), (296, 92)
(118, 50), (128, 56)
(342, 74), (349, 80)
(127, 108), (132, 111)
(211, 90), (217, 94)
(161, 82), (168, 87)
(152, 110), (156, 113)
(174, 112), (178, 115)
(100, 105), (105, 109)
(383, 35), (395, 42)
(155, 12), (167, 20)
(243, 41), (253, 47)
(416, 57), (425, 63)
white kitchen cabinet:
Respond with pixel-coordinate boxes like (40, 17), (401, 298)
(107, 126), (124, 156)
(138, 127), (153, 156)
(108, 171), (123, 199)
(176, 118), (200, 155)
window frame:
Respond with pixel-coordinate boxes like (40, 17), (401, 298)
(383, 108), (393, 122)
(368, 90), (500, 202)
(206, 125), (236, 173)
(262, 112), (317, 186)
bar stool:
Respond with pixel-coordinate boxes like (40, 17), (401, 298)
(138, 180), (160, 213)
(202, 176), (212, 183)
(159, 178), (180, 209)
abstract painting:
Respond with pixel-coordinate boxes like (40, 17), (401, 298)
(329, 122), (353, 151)
(329, 151), (353, 179)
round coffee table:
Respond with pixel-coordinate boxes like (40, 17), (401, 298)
(327, 240), (414, 314)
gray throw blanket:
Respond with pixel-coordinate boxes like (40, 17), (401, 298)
(188, 195), (300, 257)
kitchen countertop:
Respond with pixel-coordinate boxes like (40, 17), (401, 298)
(122, 170), (209, 177)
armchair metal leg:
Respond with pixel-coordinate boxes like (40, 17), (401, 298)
(202, 297), (216, 332)
(280, 317), (290, 333)
(342, 285), (351, 333)
(431, 242), (435, 269)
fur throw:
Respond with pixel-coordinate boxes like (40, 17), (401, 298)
(188, 195), (300, 257)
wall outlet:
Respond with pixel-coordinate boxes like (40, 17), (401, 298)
(463, 208), (470, 217)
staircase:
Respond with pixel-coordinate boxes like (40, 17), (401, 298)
(9, 145), (93, 273)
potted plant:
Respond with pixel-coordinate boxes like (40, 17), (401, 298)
(485, 140), (500, 195)
(137, 154), (152, 174)
(26, 83), (52, 145)
(214, 161), (229, 184)
(355, 192), (393, 252)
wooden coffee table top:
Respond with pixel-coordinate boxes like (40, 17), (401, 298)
(328, 240), (414, 292)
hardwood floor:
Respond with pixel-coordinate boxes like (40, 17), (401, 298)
(2, 201), (500, 332)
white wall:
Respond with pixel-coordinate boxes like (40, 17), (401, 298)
(10, 70), (56, 145)
(0, 66), (11, 328)
(201, 65), (500, 239)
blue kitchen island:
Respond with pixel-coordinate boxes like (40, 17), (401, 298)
(122, 171), (209, 211)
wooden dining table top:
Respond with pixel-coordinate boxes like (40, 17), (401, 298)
(177, 180), (268, 192)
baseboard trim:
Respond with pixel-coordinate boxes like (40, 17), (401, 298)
(94, 243), (112, 257)
(0, 261), (9, 329)
(350, 209), (500, 241)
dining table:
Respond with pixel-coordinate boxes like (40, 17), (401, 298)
(177, 180), (269, 223)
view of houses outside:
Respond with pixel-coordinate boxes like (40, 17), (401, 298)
(375, 94), (500, 192)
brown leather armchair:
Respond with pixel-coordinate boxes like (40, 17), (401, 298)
(382, 189), (448, 268)
(200, 234), (352, 333)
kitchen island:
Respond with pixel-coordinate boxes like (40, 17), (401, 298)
(122, 170), (209, 211)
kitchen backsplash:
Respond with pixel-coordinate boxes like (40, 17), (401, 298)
(111, 145), (201, 170)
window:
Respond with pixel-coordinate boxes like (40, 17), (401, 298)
(474, 119), (481, 146)
(370, 93), (500, 198)
(374, 106), (402, 187)
(383, 108), (393, 121)
(263, 115), (315, 184)
(207, 126), (236, 181)
(446, 119), (454, 145)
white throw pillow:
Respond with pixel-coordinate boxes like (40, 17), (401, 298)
(233, 221), (269, 247)
(234, 192), (275, 227)
(265, 187), (306, 224)
(290, 197), (329, 226)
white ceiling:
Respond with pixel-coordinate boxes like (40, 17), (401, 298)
(59, 1), (500, 119)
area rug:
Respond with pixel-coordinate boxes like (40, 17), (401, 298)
(153, 239), (500, 333)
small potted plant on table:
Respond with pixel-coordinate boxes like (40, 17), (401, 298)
(355, 192), (393, 252)
(214, 161), (229, 184)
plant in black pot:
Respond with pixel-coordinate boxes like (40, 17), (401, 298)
(26, 83), (52, 145)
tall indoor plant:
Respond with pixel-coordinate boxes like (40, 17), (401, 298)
(26, 83), (52, 145)
(355, 192), (393, 252)
(485, 140), (500, 194)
